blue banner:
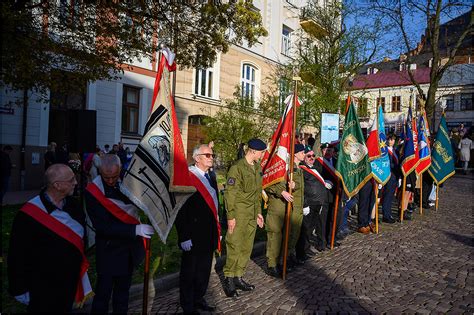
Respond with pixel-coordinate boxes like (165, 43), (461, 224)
(370, 106), (391, 184)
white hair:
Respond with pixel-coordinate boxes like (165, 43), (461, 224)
(192, 144), (209, 160)
(100, 154), (121, 172)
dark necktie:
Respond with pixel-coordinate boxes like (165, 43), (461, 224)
(204, 172), (212, 185)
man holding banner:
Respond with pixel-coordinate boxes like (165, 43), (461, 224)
(265, 144), (305, 276)
(223, 138), (266, 297)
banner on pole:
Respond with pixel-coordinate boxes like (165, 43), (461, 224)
(428, 115), (455, 184)
(335, 100), (372, 198)
(121, 50), (195, 243)
(370, 106), (391, 185)
(261, 94), (300, 189)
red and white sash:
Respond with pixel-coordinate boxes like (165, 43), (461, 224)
(188, 166), (221, 252)
(86, 176), (140, 225)
(299, 165), (326, 185)
(316, 157), (337, 180)
(388, 147), (399, 165)
(21, 196), (93, 306)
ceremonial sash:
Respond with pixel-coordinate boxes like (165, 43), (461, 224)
(388, 147), (399, 165)
(299, 165), (326, 185)
(316, 157), (337, 180)
(189, 166), (221, 252)
(86, 176), (140, 225)
(21, 196), (93, 306)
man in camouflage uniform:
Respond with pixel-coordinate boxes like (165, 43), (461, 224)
(265, 144), (305, 277)
(223, 139), (266, 297)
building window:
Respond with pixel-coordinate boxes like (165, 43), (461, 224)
(377, 97), (386, 112)
(357, 98), (368, 117)
(281, 25), (293, 56)
(445, 95), (454, 111)
(392, 96), (401, 112)
(460, 93), (473, 111)
(122, 86), (140, 134)
(194, 69), (213, 98)
(241, 63), (257, 106)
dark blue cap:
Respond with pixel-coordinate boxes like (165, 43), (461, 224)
(248, 138), (266, 151)
(294, 143), (305, 153)
(320, 142), (330, 149)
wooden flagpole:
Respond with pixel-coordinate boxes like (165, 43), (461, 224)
(374, 180), (379, 233)
(435, 185), (439, 211)
(330, 182), (340, 249)
(142, 238), (151, 315)
(282, 76), (299, 280)
(419, 173), (423, 215)
(330, 95), (351, 249)
(400, 176), (407, 222)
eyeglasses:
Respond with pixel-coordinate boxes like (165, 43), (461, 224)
(306, 154), (316, 158)
(197, 153), (216, 159)
(54, 176), (76, 184)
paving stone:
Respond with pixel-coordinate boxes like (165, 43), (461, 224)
(126, 175), (473, 314)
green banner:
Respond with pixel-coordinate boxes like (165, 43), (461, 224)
(428, 115), (455, 184)
(335, 102), (373, 198)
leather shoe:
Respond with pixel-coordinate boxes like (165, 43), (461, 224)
(266, 266), (280, 278)
(289, 254), (304, 266)
(307, 247), (318, 256)
(195, 300), (216, 312)
(326, 241), (341, 249)
(233, 277), (255, 291)
(382, 217), (396, 224)
(223, 277), (238, 297)
(369, 222), (376, 233)
(357, 226), (370, 234)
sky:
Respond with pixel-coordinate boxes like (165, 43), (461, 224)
(343, 0), (472, 62)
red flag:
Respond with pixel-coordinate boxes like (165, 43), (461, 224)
(415, 111), (431, 175)
(366, 113), (381, 160)
(261, 93), (300, 188)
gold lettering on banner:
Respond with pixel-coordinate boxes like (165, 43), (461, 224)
(344, 120), (355, 131)
(348, 164), (368, 177)
(433, 140), (452, 164)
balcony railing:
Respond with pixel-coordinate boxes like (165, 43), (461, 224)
(299, 6), (329, 39)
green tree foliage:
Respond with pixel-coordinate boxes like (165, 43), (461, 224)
(203, 87), (279, 168)
(278, 0), (377, 134)
(1, 0), (268, 99)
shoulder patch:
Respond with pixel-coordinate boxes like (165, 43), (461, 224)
(227, 177), (236, 186)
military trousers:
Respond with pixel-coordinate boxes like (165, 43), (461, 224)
(223, 218), (257, 277)
(266, 203), (303, 268)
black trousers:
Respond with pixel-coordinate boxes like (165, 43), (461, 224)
(91, 273), (132, 314)
(295, 207), (317, 258)
(179, 250), (213, 313)
(358, 181), (375, 227)
(381, 174), (398, 219)
(311, 205), (328, 248)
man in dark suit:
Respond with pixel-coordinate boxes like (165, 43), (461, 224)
(175, 144), (219, 314)
(85, 154), (154, 313)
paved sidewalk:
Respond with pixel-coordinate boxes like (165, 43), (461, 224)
(129, 174), (474, 314)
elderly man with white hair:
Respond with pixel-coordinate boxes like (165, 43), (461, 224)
(175, 143), (220, 313)
(85, 154), (155, 314)
(8, 164), (92, 312)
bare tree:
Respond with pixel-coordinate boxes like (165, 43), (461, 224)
(357, 0), (473, 119)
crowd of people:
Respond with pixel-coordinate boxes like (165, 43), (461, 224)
(4, 127), (472, 313)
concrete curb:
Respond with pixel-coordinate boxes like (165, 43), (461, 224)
(129, 240), (267, 299)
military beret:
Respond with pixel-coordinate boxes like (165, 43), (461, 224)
(294, 143), (305, 154)
(304, 145), (314, 154)
(248, 138), (266, 151)
(320, 142), (330, 149)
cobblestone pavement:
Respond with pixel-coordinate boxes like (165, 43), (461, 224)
(129, 174), (474, 314)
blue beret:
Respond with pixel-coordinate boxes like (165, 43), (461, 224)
(248, 138), (266, 151)
(294, 143), (305, 153)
